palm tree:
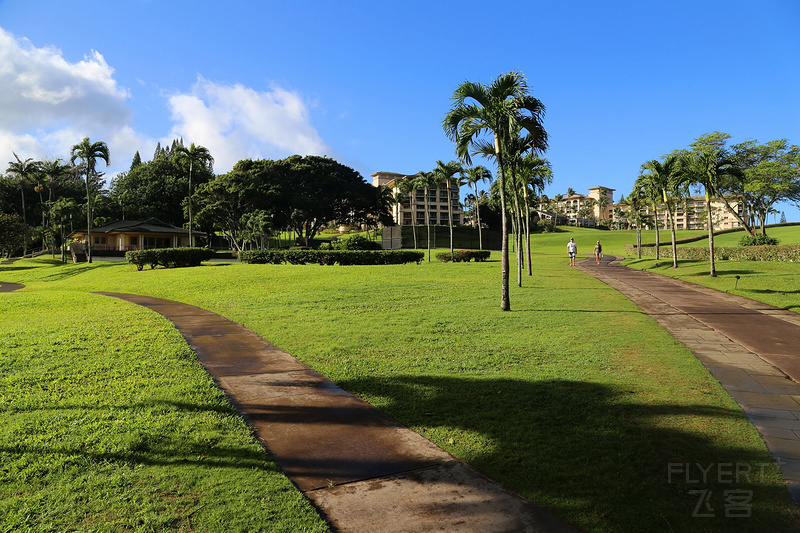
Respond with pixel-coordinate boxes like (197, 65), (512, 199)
(516, 155), (551, 275)
(462, 165), (492, 250)
(70, 137), (109, 263)
(680, 148), (742, 277)
(639, 154), (682, 268)
(413, 171), (437, 261)
(622, 187), (650, 258)
(552, 194), (564, 225)
(397, 176), (418, 249)
(174, 142), (214, 247)
(566, 187), (575, 197)
(6, 153), (40, 257)
(444, 72), (547, 311)
(433, 160), (464, 254)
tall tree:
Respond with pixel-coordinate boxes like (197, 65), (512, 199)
(679, 148), (742, 277)
(413, 170), (437, 262)
(397, 176), (419, 249)
(433, 160), (463, 254)
(444, 71), (548, 311)
(517, 155), (551, 275)
(638, 154), (683, 268)
(70, 137), (109, 263)
(174, 142), (214, 246)
(6, 153), (41, 256)
(462, 165), (492, 250)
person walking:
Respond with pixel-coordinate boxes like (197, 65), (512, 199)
(567, 238), (577, 267)
(594, 240), (603, 265)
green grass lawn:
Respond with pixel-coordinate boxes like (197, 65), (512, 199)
(2, 229), (800, 532)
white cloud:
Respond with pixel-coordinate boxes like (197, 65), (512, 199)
(0, 27), (143, 175)
(0, 27), (331, 183)
(166, 77), (330, 173)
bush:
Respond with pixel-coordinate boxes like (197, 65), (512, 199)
(624, 243), (800, 262)
(126, 247), (216, 271)
(239, 249), (423, 265)
(329, 234), (382, 250)
(436, 250), (492, 263)
(739, 234), (779, 246)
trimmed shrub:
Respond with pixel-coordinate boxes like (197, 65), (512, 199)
(329, 234), (382, 250)
(624, 244), (800, 262)
(126, 248), (216, 271)
(239, 249), (423, 265)
(436, 250), (492, 263)
(739, 234), (779, 246)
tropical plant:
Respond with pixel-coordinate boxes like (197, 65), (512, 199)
(412, 170), (437, 261)
(462, 165), (492, 250)
(638, 154), (683, 267)
(6, 153), (40, 256)
(70, 138), (109, 263)
(396, 176), (418, 249)
(444, 71), (547, 310)
(433, 160), (464, 254)
(679, 148), (743, 277)
(174, 142), (214, 246)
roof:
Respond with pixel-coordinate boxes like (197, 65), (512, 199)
(71, 218), (203, 235)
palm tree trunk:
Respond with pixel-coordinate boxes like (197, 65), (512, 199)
(447, 178), (454, 254)
(424, 186), (431, 262)
(653, 207), (660, 260)
(524, 198), (532, 276)
(667, 204), (678, 268)
(86, 172), (93, 263)
(495, 137), (510, 311)
(188, 161), (193, 247)
(706, 194), (716, 277)
(473, 183), (483, 250)
(411, 188), (418, 250)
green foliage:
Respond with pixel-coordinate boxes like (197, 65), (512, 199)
(739, 234), (779, 246)
(126, 247), (216, 270)
(239, 249), (423, 265)
(329, 234), (382, 250)
(435, 250), (491, 262)
(109, 145), (214, 226)
(627, 243), (800, 261)
(0, 212), (25, 256)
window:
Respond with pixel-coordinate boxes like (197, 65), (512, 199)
(130, 236), (138, 246)
(94, 236), (107, 244)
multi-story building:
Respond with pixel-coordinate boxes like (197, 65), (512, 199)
(371, 171), (463, 226)
(552, 186), (616, 227)
(646, 196), (744, 231)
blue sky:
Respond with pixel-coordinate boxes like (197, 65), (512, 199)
(2, 0), (799, 220)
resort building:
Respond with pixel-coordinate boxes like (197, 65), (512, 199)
(371, 171), (463, 226)
(644, 196), (744, 231)
(542, 186), (616, 227)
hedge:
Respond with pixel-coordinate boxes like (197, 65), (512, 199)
(238, 249), (424, 265)
(126, 247), (217, 270)
(435, 250), (492, 263)
(624, 244), (800, 262)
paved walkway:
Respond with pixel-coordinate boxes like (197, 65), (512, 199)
(96, 291), (576, 533)
(577, 255), (800, 500)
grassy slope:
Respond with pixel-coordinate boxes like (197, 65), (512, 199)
(2, 229), (800, 532)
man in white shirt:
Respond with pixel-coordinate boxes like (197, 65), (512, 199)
(567, 238), (577, 266)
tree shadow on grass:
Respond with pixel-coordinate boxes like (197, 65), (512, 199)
(336, 374), (799, 533)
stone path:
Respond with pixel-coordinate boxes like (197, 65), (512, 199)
(97, 292), (576, 533)
(577, 254), (800, 500)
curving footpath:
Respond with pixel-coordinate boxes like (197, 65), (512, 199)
(578, 254), (800, 500)
(96, 292), (576, 533)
